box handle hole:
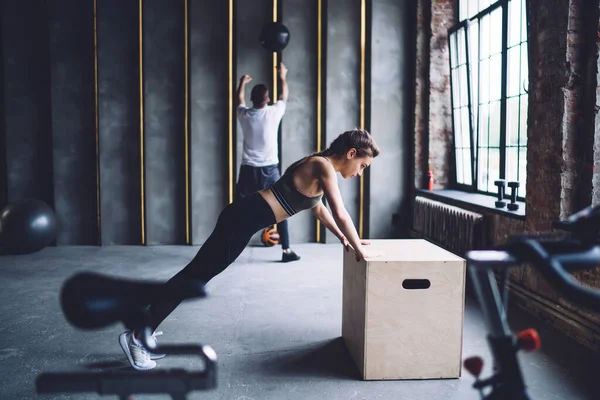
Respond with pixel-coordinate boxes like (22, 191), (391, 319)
(402, 279), (431, 290)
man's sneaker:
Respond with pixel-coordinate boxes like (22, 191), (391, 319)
(282, 250), (301, 263)
(119, 331), (157, 371)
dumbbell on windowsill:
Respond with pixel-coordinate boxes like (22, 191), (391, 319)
(494, 179), (507, 208)
(507, 181), (520, 211)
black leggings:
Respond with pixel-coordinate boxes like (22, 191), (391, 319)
(148, 192), (277, 330)
(236, 164), (290, 249)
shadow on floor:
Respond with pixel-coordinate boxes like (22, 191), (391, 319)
(505, 302), (600, 399)
(261, 337), (362, 380)
(82, 359), (130, 370)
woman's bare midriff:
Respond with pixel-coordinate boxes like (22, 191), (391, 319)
(259, 189), (290, 223)
(258, 157), (326, 223)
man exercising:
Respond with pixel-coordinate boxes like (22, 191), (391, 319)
(235, 63), (300, 262)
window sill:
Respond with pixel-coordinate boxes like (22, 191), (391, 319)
(415, 189), (526, 220)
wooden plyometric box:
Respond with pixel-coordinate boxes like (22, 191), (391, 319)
(342, 239), (466, 380)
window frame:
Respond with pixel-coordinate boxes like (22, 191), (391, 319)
(448, 0), (529, 201)
(448, 21), (476, 193)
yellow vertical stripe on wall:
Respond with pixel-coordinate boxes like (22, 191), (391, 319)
(94, 0), (101, 245)
(139, 0), (146, 244)
(273, 0), (278, 100)
(316, 0), (322, 243)
(359, 0), (366, 239)
(272, 0), (278, 233)
(184, 0), (190, 243)
(228, 0), (234, 204)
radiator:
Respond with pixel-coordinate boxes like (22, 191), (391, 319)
(412, 196), (487, 256)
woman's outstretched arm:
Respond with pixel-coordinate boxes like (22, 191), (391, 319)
(312, 202), (344, 240)
(315, 160), (370, 260)
(312, 202), (370, 248)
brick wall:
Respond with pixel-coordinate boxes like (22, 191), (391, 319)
(525, 0), (570, 231)
(560, 0), (598, 218)
(427, 0), (455, 188)
(414, 0), (431, 189)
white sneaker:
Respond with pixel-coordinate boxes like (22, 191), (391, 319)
(146, 331), (166, 360)
(120, 330), (166, 360)
(119, 331), (157, 371)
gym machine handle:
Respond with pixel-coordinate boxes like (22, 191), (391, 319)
(36, 343), (218, 400)
(61, 272), (206, 331)
(468, 203), (600, 317)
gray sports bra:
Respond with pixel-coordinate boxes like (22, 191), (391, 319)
(269, 156), (325, 216)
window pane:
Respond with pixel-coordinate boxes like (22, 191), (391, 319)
(468, 21), (479, 111)
(456, 148), (464, 184)
(479, 0), (491, 12)
(450, 33), (458, 68)
(478, 103), (489, 147)
(468, 20), (479, 61)
(521, 0), (527, 42)
(489, 100), (501, 147)
(518, 147), (527, 196)
(478, 148), (489, 192)
(460, 65), (469, 106)
(519, 94), (528, 146)
(490, 8), (503, 55)
(461, 107), (471, 148)
(454, 109), (463, 148)
(463, 149), (473, 185)
(480, 15), (490, 59)
(507, 46), (521, 97)
(520, 44), (529, 95)
(479, 58), (489, 104)
(487, 148), (501, 193)
(508, 0), (521, 47)
(489, 54), (502, 101)
(460, 0), (468, 21)
(506, 146), (518, 182)
(507, 97), (520, 145)
(469, 0), (479, 19)
(452, 68), (460, 106)
(458, 29), (466, 65)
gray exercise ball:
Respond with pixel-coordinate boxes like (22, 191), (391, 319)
(0, 199), (57, 254)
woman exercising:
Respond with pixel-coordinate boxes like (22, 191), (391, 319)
(119, 128), (381, 370)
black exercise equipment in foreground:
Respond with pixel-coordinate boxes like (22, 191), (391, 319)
(464, 204), (600, 399)
(36, 272), (217, 400)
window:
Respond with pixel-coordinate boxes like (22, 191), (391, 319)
(449, 0), (528, 198)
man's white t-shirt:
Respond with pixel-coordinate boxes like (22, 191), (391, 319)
(237, 100), (286, 167)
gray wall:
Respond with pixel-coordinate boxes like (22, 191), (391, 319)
(189, 0), (230, 245)
(2, 1), (54, 208)
(143, 0), (186, 245)
(325, 0), (361, 243)
(0, 0), (415, 246)
(368, 0), (415, 238)
(0, 9), (5, 210)
(97, 0), (143, 245)
(281, 0), (318, 243)
(48, 0), (98, 245)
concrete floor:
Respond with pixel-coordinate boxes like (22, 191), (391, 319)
(0, 243), (598, 400)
